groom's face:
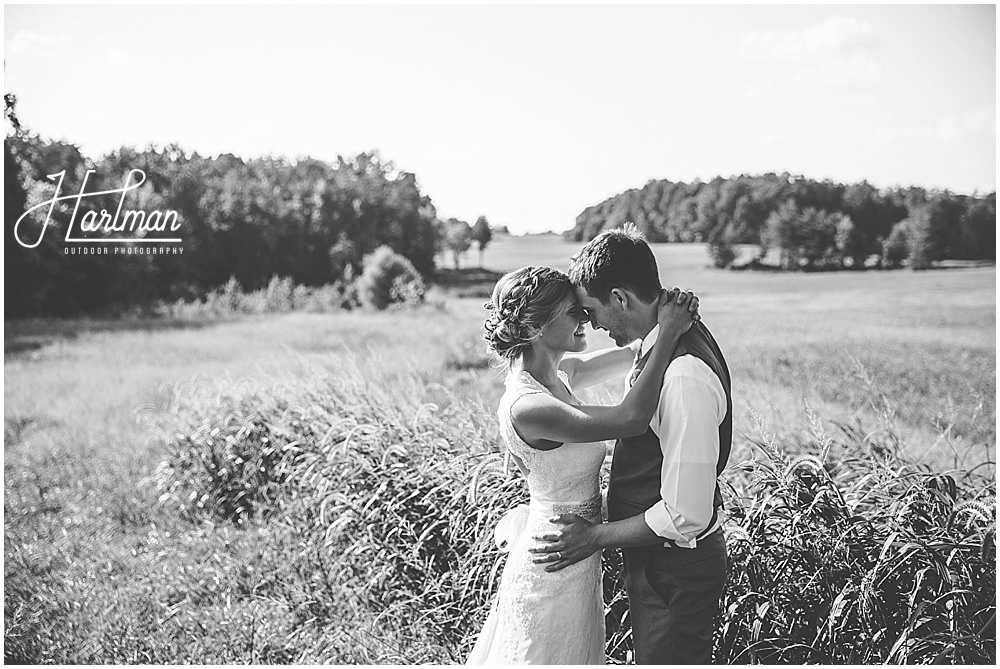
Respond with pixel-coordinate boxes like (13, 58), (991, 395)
(574, 286), (632, 347)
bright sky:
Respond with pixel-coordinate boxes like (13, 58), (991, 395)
(5, 3), (996, 234)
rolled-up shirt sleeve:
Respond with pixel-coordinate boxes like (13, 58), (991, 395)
(642, 356), (726, 548)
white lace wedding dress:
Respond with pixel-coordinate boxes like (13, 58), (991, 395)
(466, 369), (607, 665)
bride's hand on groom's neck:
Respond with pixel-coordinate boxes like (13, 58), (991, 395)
(657, 287), (699, 343)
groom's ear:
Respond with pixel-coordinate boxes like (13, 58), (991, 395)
(609, 287), (629, 311)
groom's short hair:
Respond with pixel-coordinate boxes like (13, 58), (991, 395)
(569, 224), (662, 304)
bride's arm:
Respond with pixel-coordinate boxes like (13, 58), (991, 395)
(512, 290), (696, 447)
(558, 341), (640, 390)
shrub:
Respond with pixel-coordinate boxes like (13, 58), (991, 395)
(262, 275), (295, 312)
(145, 377), (305, 523)
(356, 245), (426, 310)
(217, 275), (245, 313)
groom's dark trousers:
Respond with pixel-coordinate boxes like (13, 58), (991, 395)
(621, 532), (727, 664)
(608, 322), (732, 664)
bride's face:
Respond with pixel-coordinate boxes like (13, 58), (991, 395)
(539, 295), (589, 353)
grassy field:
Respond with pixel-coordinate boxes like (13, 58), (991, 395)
(481, 235), (996, 464)
(5, 238), (996, 663)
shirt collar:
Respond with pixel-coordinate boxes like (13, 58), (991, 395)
(638, 323), (660, 359)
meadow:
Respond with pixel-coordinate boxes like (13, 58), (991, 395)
(4, 237), (996, 663)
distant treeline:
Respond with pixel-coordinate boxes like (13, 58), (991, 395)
(5, 130), (494, 317)
(566, 174), (996, 271)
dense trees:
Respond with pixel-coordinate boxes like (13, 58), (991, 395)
(5, 116), (512, 316)
(6, 130), (442, 316)
(8, 116), (994, 318)
(567, 173), (995, 270)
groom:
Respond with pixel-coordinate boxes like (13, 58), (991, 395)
(530, 225), (732, 664)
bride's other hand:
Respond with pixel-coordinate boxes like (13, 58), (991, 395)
(657, 287), (699, 340)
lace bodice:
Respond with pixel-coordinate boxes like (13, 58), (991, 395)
(468, 368), (607, 664)
(496, 369), (607, 504)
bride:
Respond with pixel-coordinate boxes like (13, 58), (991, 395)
(467, 266), (698, 665)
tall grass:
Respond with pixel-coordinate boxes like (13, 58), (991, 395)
(6, 339), (994, 663)
(132, 360), (995, 664)
(716, 423), (994, 662)
(135, 360), (522, 662)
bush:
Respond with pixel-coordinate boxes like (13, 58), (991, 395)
(356, 245), (426, 310)
(262, 275), (295, 313)
(147, 377), (302, 523)
(217, 276), (245, 313)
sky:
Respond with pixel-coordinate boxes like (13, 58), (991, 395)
(5, 3), (996, 235)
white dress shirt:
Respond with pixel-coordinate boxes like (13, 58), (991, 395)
(630, 324), (727, 548)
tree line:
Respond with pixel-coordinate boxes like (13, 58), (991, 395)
(5, 125), (496, 316)
(566, 174), (995, 270)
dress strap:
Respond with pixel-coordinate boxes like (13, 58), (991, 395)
(497, 372), (546, 474)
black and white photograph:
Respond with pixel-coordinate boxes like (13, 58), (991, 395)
(4, 3), (996, 664)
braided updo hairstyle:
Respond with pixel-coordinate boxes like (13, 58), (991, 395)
(483, 266), (575, 363)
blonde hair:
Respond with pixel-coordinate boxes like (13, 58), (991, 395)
(482, 266), (574, 362)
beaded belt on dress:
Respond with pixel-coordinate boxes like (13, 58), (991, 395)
(530, 494), (602, 518)
(494, 494), (602, 553)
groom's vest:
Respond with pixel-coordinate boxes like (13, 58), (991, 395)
(607, 321), (733, 541)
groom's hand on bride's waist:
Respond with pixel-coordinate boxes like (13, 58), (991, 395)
(529, 514), (601, 572)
